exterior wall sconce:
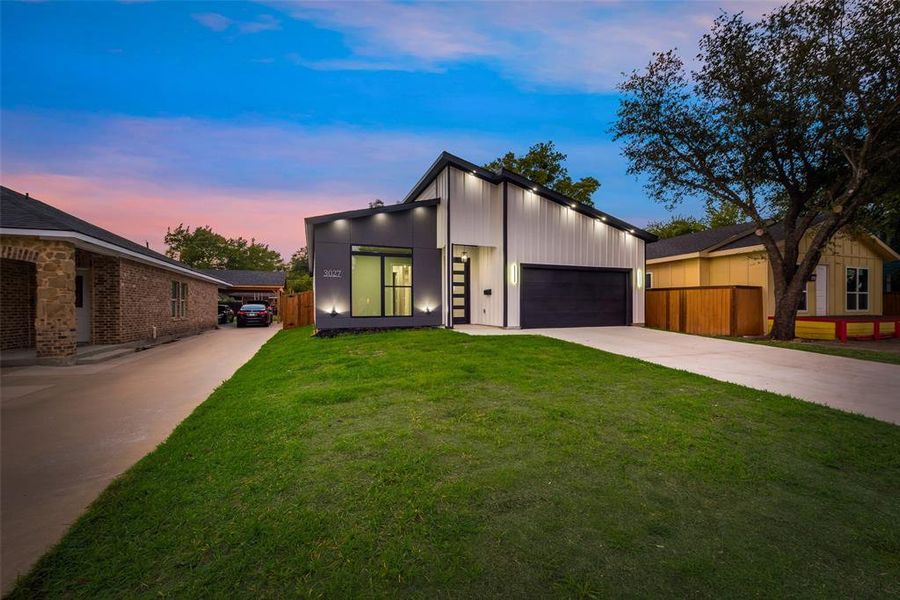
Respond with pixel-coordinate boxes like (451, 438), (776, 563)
(330, 306), (338, 317)
(637, 268), (643, 289)
(509, 262), (518, 286)
(425, 306), (432, 314)
(461, 251), (469, 262)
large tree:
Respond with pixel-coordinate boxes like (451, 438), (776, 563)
(614, 0), (899, 339)
(165, 224), (284, 271)
(485, 141), (601, 206)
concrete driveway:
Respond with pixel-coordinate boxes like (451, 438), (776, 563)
(458, 325), (900, 425)
(0, 324), (280, 592)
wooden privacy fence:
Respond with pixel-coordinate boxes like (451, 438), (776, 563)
(885, 291), (900, 316)
(646, 286), (764, 336)
(280, 291), (314, 329)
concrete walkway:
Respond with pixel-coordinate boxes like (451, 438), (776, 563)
(457, 325), (900, 425)
(0, 324), (280, 592)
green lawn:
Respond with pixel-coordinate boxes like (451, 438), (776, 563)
(724, 336), (900, 365)
(11, 327), (900, 598)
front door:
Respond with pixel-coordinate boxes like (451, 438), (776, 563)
(452, 256), (470, 325)
(75, 268), (91, 343)
(815, 265), (827, 316)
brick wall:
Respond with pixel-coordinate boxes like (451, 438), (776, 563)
(117, 258), (218, 343)
(91, 254), (122, 344)
(1, 258), (36, 350)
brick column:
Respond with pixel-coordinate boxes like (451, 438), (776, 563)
(35, 241), (77, 364)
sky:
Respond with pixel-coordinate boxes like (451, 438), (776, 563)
(0, 0), (777, 257)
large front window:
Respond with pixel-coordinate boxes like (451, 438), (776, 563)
(846, 267), (869, 311)
(351, 246), (413, 317)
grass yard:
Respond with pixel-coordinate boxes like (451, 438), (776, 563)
(10, 327), (900, 598)
(725, 336), (900, 365)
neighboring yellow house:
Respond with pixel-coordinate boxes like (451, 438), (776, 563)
(646, 222), (900, 338)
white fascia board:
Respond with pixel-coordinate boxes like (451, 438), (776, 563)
(0, 228), (230, 286)
(703, 244), (766, 257)
(646, 252), (700, 265)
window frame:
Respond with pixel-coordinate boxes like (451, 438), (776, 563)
(350, 245), (414, 318)
(845, 266), (869, 312)
(171, 281), (188, 318)
(645, 271), (653, 290)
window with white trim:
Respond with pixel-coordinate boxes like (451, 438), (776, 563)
(845, 267), (868, 311)
(171, 281), (188, 318)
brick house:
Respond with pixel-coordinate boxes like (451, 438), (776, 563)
(0, 186), (227, 364)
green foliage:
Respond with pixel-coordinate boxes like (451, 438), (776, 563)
(11, 328), (900, 597)
(285, 272), (312, 293)
(706, 202), (745, 228)
(614, 0), (900, 339)
(647, 201), (747, 239)
(287, 247), (309, 274)
(164, 224), (284, 270)
(284, 247), (312, 292)
(646, 215), (707, 239)
(485, 141), (600, 206)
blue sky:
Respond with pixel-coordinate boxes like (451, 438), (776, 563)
(0, 0), (775, 255)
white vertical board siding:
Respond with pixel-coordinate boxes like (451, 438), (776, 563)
(448, 168), (503, 248)
(506, 183), (646, 327)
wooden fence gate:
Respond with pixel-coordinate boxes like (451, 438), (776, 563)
(280, 291), (314, 329)
(646, 286), (763, 336)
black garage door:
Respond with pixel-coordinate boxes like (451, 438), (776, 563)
(520, 266), (630, 328)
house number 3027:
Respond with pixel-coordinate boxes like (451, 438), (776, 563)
(323, 269), (343, 279)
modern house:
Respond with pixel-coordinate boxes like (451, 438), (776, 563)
(0, 186), (226, 364)
(646, 222), (900, 338)
(305, 152), (656, 332)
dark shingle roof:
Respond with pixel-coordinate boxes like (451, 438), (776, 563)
(198, 269), (286, 287)
(0, 186), (227, 283)
(646, 222), (753, 259)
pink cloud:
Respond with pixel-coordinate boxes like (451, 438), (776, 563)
(1, 172), (369, 257)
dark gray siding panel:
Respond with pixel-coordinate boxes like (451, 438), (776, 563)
(314, 219), (351, 244)
(313, 206), (441, 330)
(350, 211), (413, 247)
(412, 205), (437, 249)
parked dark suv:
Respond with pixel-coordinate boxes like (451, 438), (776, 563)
(236, 303), (272, 327)
(218, 304), (234, 324)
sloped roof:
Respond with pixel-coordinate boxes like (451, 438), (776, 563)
(199, 269), (286, 287)
(648, 215), (899, 261)
(646, 222), (753, 259)
(0, 186), (227, 284)
(400, 151), (657, 242)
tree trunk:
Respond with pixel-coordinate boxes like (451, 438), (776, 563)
(770, 269), (811, 341)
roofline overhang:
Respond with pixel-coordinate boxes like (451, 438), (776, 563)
(704, 244), (767, 257)
(304, 197), (440, 227)
(0, 227), (230, 286)
(223, 284), (285, 290)
(646, 252), (701, 264)
(400, 151), (658, 243)
(866, 234), (900, 261)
